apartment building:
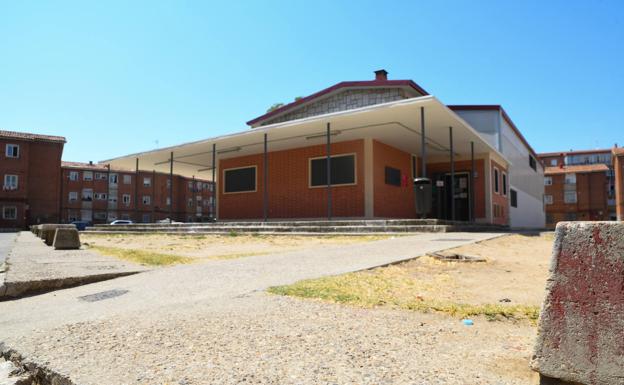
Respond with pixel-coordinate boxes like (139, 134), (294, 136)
(538, 149), (616, 228)
(613, 147), (624, 220)
(61, 162), (215, 224)
(0, 130), (65, 229)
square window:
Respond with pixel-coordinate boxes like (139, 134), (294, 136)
(109, 174), (118, 184)
(384, 166), (401, 187)
(564, 191), (577, 204)
(143, 177), (151, 187)
(5, 144), (19, 158)
(565, 173), (576, 184)
(309, 154), (356, 187)
(544, 195), (553, 205)
(68, 191), (78, 202)
(82, 189), (93, 201)
(69, 171), (79, 181)
(544, 177), (552, 186)
(123, 175), (132, 184)
(223, 166), (257, 193)
(3, 174), (18, 190)
(83, 171), (93, 181)
(2, 206), (17, 219)
(142, 196), (151, 205)
(122, 194), (131, 205)
(550, 159), (557, 166)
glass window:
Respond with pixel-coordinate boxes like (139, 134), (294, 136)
(83, 171), (93, 181)
(142, 195), (151, 205)
(493, 168), (500, 194)
(68, 191), (78, 202)
(81, 189), (93, 201)
(224, 166), (257, 193)
(69, 171), (79, 181)
(2, 206), (17, 219)
(502, 172), (508, 196)
(310, 154), (356, 187)
(510, 189), (518, 208)
(143, 177), (151, 187)
(544, 195), (553, 205)
(384, 166), (401, 186)
(123, 175), (132, 184)
(109, 174), (118, 184)
(544, 177), (552, 186)
(529, 155), (537, 171)
(122, 194), (131, 204)
(3, 174), (18, 190)
(565, 173), (576, 184)
(5, 144), (19, 158)
(550, 159), (557, 166)
(564, 191), (577, 203)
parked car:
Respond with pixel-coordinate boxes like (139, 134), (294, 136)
(70, 220), (92, 231)
(110, 219), (133, 225)
(156, 218), (183, 224)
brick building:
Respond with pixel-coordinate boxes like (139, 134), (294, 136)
(105, 70), (546, 228)
(1, 130), (65, 229)
(538, 149), (617, 229)
(60, 162), (215, 224)
(614, 147), (624, 220)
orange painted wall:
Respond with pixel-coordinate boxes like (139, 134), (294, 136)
(219, 140), (365, 219)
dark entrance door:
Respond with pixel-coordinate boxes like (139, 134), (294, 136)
(431, 172), (471, 221)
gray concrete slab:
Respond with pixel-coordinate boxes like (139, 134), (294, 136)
(0, 231), (507, 384)
(0, 232), (149, 299)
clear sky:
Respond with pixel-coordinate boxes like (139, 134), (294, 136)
(1, 1), (622, 162)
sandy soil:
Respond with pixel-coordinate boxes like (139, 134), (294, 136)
(406, 232), (554, 306)
(80, 233), (388, 260)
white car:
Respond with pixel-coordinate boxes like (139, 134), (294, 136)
(110, 220), (133, 225)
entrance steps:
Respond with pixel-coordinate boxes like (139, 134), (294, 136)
(84, 219), (508, 235)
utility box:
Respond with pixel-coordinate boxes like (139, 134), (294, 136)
(413, 177), (432, 216)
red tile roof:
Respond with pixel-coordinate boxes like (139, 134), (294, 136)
(62, 161), (115, 171)
(544, 163), (609, 175)
(246, 79), (429, 126)
(0, 130), (66, 143)
(447, 105), (539, 160)
(612, 147), (624, 156)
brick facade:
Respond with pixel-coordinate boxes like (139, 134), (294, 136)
(614, 150), (624, 220)
(1, 134), (64, 229)
(60, 163), (215, 224)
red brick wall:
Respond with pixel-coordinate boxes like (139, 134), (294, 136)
(0, 139), (30, 228)
(491, 159), (509, 226)
(614, 155), (624, 220)
(219, 140), (365, 219)
(372, 140), (415, 218)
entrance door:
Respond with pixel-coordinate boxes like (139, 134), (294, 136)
(431, 172), (471, 221)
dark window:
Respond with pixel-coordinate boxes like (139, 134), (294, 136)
(502, 173), (508, 195)
(510, 189), (518, 208)
(529, 155), (537, 171)
(224, 166), (256, 193)
(385, 166), (401, 186)
(546, 214), (554, 224)
(565, 212), (577, 221)
(310, 154), (355, 187)
(494, 168), (499, 193)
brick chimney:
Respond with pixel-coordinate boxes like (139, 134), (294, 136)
(374, 69), (388, 81)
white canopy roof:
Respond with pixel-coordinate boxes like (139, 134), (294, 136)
(102, 96), (509, 179)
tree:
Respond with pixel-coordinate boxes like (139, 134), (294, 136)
(266, 103), (284, 113)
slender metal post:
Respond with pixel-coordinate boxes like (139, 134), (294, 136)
(326, 123), (332, 220)
(211, 143), (216, 220)
(106, 164), (111, 223)
(449, 127), (455, 221)
(135, 158), (139, 222)
(420, 106), (426, 177)
(263, 133), (269, 222)
(169, 151), (174, 221)
(470, 142), (475, 222)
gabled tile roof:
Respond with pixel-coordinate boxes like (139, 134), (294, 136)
(0, 130), (66, 144)
(544, 163), (609, 175)
(61, 161), (111, 171)
(246, 79), (428, 126)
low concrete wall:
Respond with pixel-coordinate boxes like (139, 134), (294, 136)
(531, 222), (624, 384)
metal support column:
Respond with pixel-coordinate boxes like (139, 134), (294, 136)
(135, 158), (139, 222)
(326, 123), (332, 220)
(449, 127), (455, 221)
(470, 142), (475, 223)
(211, 143), (216, 221)
(169, 151), (173, 221)
(263, 133), (268, 222)
(420, 106), (426, 177)
(106, 164), (111, 223)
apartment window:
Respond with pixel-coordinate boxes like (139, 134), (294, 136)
(2, 206), (17, 220)
(502, 172), (508, 196)
(166, 178), (171, 188)
(384, 166), (401, 187)
(565, 212), (577, 221)
(564, 173), (576, 185)
(83, 171), (93, 181)
(94, 193), (107, 200)
(310, 154), (356, 187)
(510, 189), (518, 208)
(196, 181), (202, 190)
(123, 175), (132, 185)
(95, 172), (107, 180)
(550, 159), (557, 166)
(142, 213), (151, 223)
(166, 197), (171, 206)
(493, 167), (500, 194)
(223, 166), (257, 193)
(546, 214), (554, 224)
(68, 191), (78, 202)
(188, 181), (193, 190)
(68, 211), (80, 222)
(3, 175), (18, 190)
(142, 195), (151, 205)
(529, 155), (537, 171)
(5, 144), (19, 158)
(122, 194), (131, 205)
(69, 171), (79, 181)
(93, 212), (107, 220)
(108, 195), (118, 203)
(544, 195), (553, 205)
(196, 195), (202, 202)
(564, 191), (577, 204)
(187, 198), (193, 208)
(544, 177), (552, 186)
(203, 183), (211, 191)
(109, 174), (118, 184)
(143, 177), (151, 187)
(81, 189), (93, 201)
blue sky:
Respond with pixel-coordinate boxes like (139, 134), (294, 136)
(1, 1), (622, 161)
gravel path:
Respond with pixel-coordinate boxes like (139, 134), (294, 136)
(0, 232), (525, 384)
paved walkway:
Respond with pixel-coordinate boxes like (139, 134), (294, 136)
(0, 232), (519, 384)
(0, 232), (148, 299)
(0, 233), (17, 269)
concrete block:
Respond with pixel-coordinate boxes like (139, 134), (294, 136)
(531, 222), (624, 385)
(40, 224), (76, 246)
(52, 228), (81, 250)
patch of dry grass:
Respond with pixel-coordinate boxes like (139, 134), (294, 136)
(89, 246), (194, 266)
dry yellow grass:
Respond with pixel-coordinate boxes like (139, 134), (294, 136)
(88, 246), (194, 266)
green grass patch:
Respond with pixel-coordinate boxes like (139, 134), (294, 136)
(89, 246), (194, 266)
(268, 270), (540, 322)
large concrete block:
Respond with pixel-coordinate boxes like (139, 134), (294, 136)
(52, 228), (81, 250)
(531, 222), (624, 385)
(40, 224), (76, 246)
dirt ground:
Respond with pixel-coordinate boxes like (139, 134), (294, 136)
(80, 233), (388, 260)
